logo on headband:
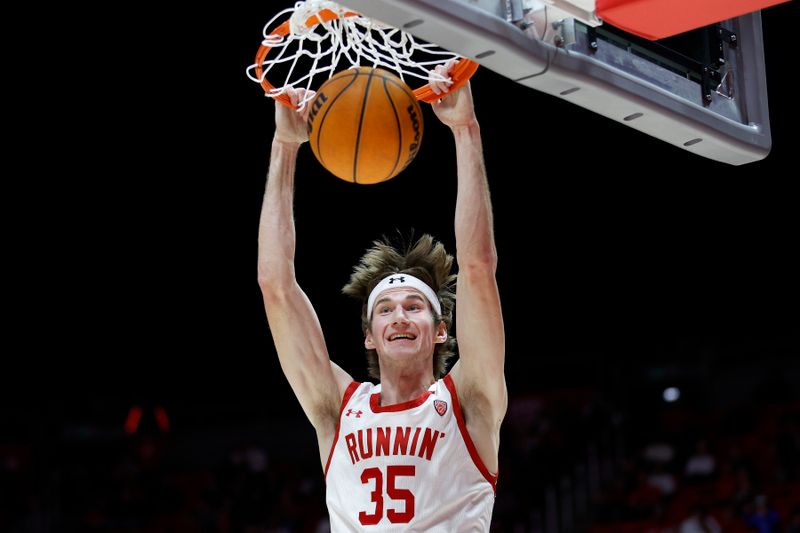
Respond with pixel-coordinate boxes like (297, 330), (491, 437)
(367, 273), (442, 317)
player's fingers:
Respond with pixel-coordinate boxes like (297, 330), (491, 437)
(297, 89), (316, 119)
(444, 58), (457, 76)
(431, 63), (451, 95)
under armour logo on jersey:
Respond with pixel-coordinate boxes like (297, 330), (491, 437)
(434, 400), (448, 416)
(388, 276), (406, 284)
(346, 409), (363, 418)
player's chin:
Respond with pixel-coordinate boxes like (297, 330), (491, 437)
(385, 341), (419, 354)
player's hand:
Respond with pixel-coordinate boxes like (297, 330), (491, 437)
(430, 59), (477, 129)
(275, 87), (315, 145)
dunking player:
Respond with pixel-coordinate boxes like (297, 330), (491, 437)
(258, 61), (506, 530)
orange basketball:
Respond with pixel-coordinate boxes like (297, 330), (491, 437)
(307, 67), (424, 185)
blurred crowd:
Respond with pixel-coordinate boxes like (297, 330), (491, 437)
(2, 363), (798, 532)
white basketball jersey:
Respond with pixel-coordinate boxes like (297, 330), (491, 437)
(325, 374), (496, 532)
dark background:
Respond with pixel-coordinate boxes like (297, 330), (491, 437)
(54, 0), (794, 407)
(5, 1), (797, 531)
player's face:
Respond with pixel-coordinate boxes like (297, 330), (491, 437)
(365, 288), (446, 359)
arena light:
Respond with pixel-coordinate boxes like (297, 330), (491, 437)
(662, 387), (681, 402)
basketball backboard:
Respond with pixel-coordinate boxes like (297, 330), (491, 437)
(341, 0), (786, 165)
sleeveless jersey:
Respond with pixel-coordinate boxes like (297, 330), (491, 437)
(325, 374), (497, 532)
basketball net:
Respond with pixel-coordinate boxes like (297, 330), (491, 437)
(246, 0), (479, 109)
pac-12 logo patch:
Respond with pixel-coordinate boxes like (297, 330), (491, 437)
(434, 400), (448, 416)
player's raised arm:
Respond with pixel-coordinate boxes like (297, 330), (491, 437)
(258, 88), (353, 448)
(431, 62), (507, 473)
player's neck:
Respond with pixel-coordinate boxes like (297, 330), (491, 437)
(378, 366), (435, 406)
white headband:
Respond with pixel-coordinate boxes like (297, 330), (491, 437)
(367, 273), (441, 317)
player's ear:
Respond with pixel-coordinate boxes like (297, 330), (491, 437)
(435, 321), (448, 344)
(365, 331), (376, 350)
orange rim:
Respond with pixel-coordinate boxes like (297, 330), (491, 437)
(413, 58), (480, 103)
(254, 10), (480, 108)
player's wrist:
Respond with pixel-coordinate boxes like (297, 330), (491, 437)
(273, 135), (305, 148)
(450, 119), (480, 137)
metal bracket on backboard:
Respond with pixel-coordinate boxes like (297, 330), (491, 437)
(586, 25), (598, 53)
(342, 0), (772, 165)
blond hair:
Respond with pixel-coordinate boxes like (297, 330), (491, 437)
(342, 234), (457, 380)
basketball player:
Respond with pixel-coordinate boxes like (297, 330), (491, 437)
(258, 62), (506, 530)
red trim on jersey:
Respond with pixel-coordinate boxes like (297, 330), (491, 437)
(325, 381), (361, 480)
(370, 390), (433, 412)
(443, 374), (498, 492)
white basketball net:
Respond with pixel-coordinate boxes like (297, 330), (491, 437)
(246, 0), (462, 108)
